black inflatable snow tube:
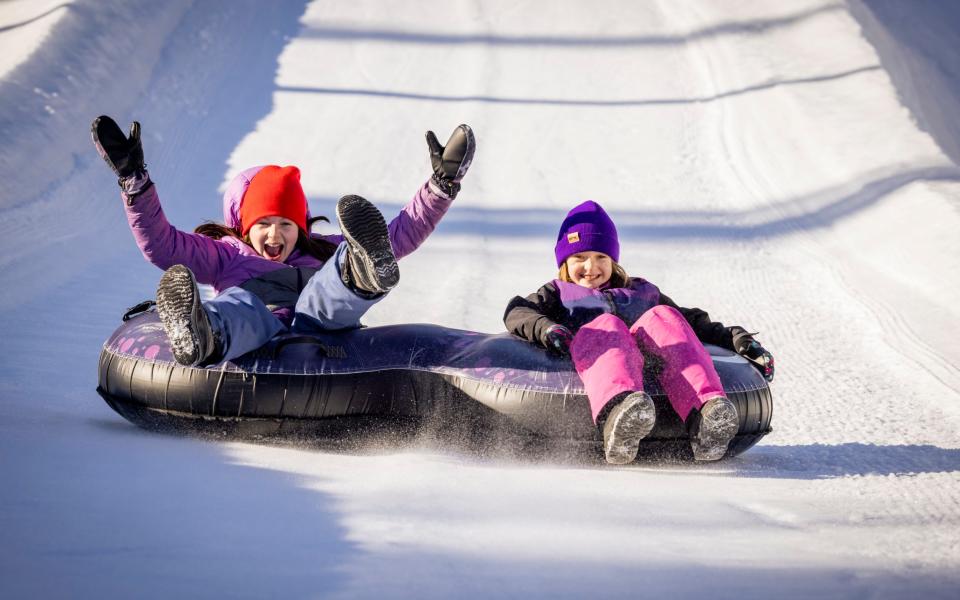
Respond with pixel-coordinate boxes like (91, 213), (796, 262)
(97, 310), (773, 459)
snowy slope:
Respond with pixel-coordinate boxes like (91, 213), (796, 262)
(1, 1), (958, 598)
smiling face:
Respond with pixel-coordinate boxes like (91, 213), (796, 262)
(565, 251), (613, 288)
(247, 216), (299, 262)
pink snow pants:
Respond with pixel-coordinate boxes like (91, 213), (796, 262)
(569, 305), (726, 424)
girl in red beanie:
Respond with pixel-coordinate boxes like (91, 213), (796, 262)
(504, 201), (774, 463)
(92, 116), (475, 366)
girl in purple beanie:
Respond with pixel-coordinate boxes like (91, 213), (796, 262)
(504, 201), (774, 464)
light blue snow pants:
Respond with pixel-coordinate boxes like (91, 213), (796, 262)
(204, 242), (383, 361)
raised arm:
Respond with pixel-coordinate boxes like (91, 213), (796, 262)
(92, 116), (235, 284)
(122, 179), (236, 283)
(393, 124), (475, 257)
(320, 124), (475, 259)
(386, 180), (454, 259)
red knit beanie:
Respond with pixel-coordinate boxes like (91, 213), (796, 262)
(239, 165), (308, 236)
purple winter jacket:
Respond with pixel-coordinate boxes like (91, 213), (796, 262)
(122, 166), (453, 294)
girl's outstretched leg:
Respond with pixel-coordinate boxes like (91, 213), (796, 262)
(630, 305), (725, 419)
(571, 313), (644, 421)
(294, 195), (396, 332)
(204, 287), (285, 361)
(570, 313), (656, 464)
(156, 265), (284, 365)
(631, 305), (738, 460)
(156, 265), (216, 366)
(293, 241), (386, 332)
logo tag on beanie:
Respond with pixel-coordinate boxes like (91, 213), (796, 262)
(567, 232), (580, 243)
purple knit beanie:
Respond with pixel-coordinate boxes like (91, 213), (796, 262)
(554, 200), (620, 267)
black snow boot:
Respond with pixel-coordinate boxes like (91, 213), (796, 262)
(156, 265), (220, 366)
(689, 396), (739, 461)
(336, 194), (399, 295)
(601, 391), (657, 464)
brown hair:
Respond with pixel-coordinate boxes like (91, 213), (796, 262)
(558, 260), (630, 289)
(193, 215), (337, 262)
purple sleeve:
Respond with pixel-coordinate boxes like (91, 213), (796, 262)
(387, 180), (453, 259)
(123, 184), (236, 285)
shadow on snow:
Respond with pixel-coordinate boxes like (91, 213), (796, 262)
(734, 442), (960, 479)
(276, 65), (881, 108)
(307, 164), (960, 241)
(297, 3), (844, 48)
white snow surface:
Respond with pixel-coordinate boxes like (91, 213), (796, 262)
(2, 1), (959, 598)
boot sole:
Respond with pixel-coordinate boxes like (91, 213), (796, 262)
(692, 397), (739, 461)
(336, 195), (399, 292)
(604, 393), (657, 465)
(156, 265), (206, 366)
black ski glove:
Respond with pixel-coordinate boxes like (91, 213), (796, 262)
(425, 124), (475, 198)
(541, 324), (574, 356)
(91, 115), (153, 199)
(91, 115), (146, 177)
(738, 339), (775, 382)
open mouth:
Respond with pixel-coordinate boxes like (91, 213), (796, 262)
(264, 243), (284, 260)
